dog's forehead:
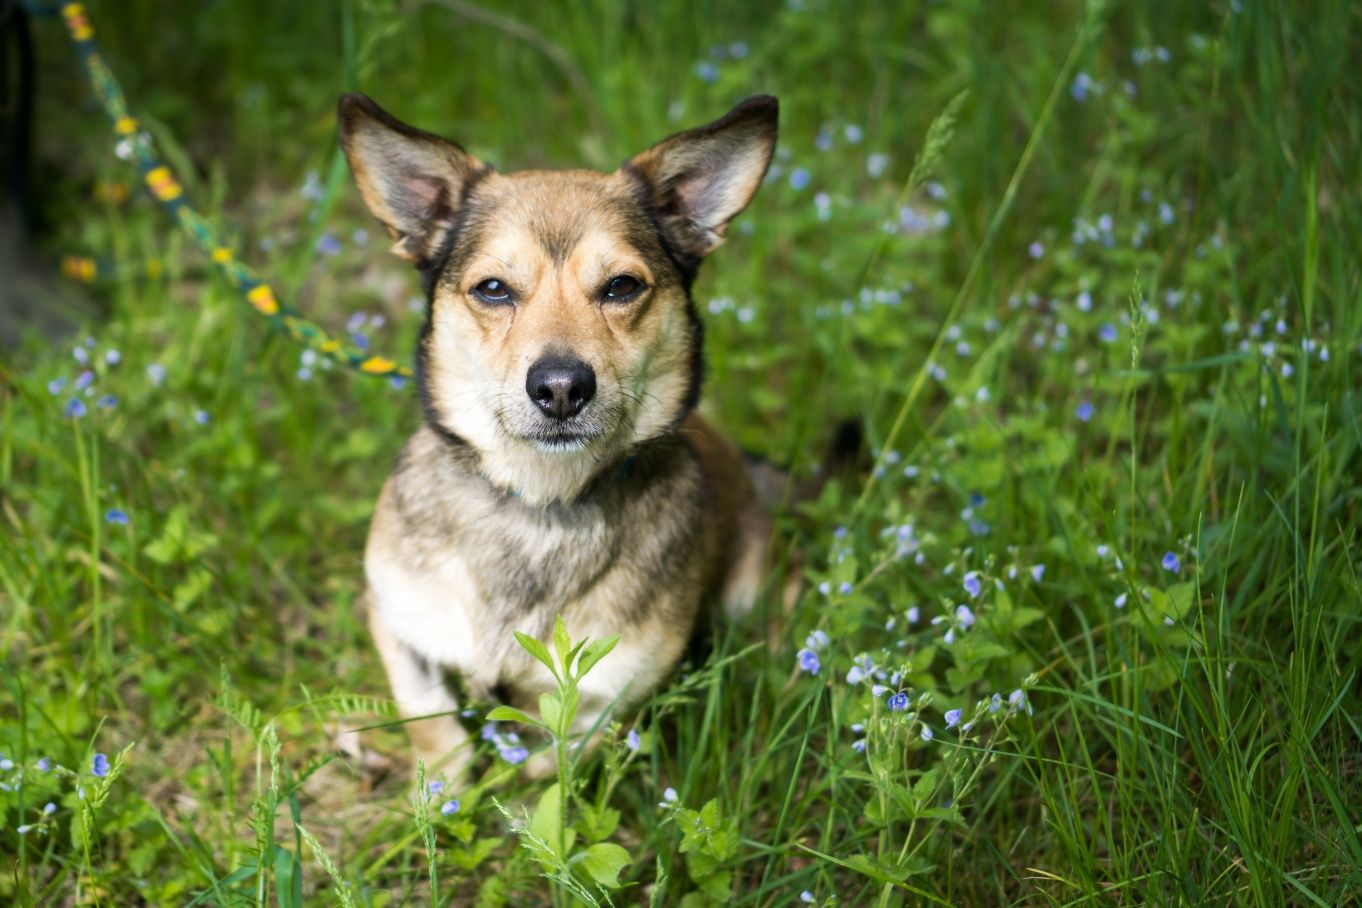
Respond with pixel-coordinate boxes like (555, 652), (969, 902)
(461, 170), (661, 267)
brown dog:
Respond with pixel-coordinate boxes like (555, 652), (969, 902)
(339, 93), (778, 776)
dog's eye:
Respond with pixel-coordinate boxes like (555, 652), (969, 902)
(603, 275), (644, 301)
(473, 278), (513, 304)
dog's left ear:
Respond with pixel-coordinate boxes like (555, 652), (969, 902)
(624, 95), (778, 264)
(337, 93), (488, 264)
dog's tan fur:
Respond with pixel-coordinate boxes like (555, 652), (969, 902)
(339, 93), (778, 775)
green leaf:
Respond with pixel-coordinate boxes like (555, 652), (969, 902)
(514, 632), (558, 679)
(486, 705), (543, 729)
(577, 635), (620, 677)
(539, 692), (561, 730)
(699, 870), (733, 901)
(577, 803), (620, 842)
(578, 842), (629, 888)
(529, 783), (563, 857)
(553, 616), (571, 672)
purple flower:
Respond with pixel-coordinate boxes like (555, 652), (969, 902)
(797, 648), (821, 675)
(440, 799), (461, 816)
(955, 604), (975, 628)
(96, 394), (118, 410)
(104, 509), (130, 525)
(845, 655), (874, 685)
(1099, 324), (1118, 343)
(36, 758), (51, 772)
(1161, 552), (1181, 574)
(660, 786), (678, 807)
(626, 729), (641, 752)
(789, 168), (811, 191)
(963, 571), (982, 598)
(1076, 401), (1094, 422)
(427, 780), (444, 795)
(1115, 592), (1128, 608)
(315, 233), (342, 256)
(91, 753), (110, 777)
(1028, 241), (1045, 259)
(944, 708), (962, 728)
(837, 581), (852, 595)
(1030, 563), (1046, 582)
(919, 725), (934, 741)
(499, 745), (528, 765)
(75, 370), (95, 391)
(800, 892), (815, 903)
(194, 410), (210, 425)
(47, 377), (67, 395)
(693, 61), (719, 83)
(805, 629), (829, 650)
(887, 691), (910, 712)
(63, 398), (87, 419)
(105, 349), (121, 366)
(480, 722), (499, 742)
(906, 606), (920, 624)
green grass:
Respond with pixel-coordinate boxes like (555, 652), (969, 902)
(3, 0), (1361, 904)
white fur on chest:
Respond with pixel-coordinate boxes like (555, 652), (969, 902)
(367, 550), (480, 668)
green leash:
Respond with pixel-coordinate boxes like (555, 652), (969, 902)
(40, 3), (413, 381)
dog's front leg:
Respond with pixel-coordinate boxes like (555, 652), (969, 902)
(367, 602), (470, 778)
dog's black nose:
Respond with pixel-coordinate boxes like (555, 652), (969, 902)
(526, 356), (596, 420)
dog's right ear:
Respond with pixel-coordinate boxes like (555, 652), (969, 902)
(337, 94), (487, 264)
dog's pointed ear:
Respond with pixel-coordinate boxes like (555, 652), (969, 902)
(337, 93), (487, 263)
(624, 95), (778, 263)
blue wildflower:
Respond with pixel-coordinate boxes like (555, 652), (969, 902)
(1031, 563), (1046, 582)
(788, 167), (811, 191)
(480, 723), (499, 742)
(626, 729), (641, 752)
(919, 725), (934, 741)
(1114, 592), (1128, 608)
(440, 799), (461, 816)
(105, 349), (121, 366)
(805, 629), (830, 650)
(955, 604), (976, 628)
(74, 370), (95, 391)
(944, 708), (962, 728)
(1161, 552), (1181, 574)
(147, 363), (167, 385)
(96, 394), (118, 410)
(906, 606), (920, 624)
(43, 802), (56, 815)
(427, 780), (444, 795)
(1076, 401), (1094, 422)
(963, 572), (982, 598)
(800, 891), (815, 903)
(837, 581), (852, 595)
(91, 753), (110, 777)
(104, 509), (130, 525)
(1099, 323), (1118, 343)
(887, 691), (910, 712)
(194, 410), (210, 425)
(36, 757), (51, 772)
(797, 648), (821, 675)
(47, 377), (67, 395)
(64, 398), (87, 419)
(660, 786), (678, 807)
(499, 745), (528, 765)
(0, 758), (12, 771)
(316, 233), (342, 256)
(693, 61), (719, 83)
(1028, 241), (1045, 259)
(390, 375), (408, 390)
